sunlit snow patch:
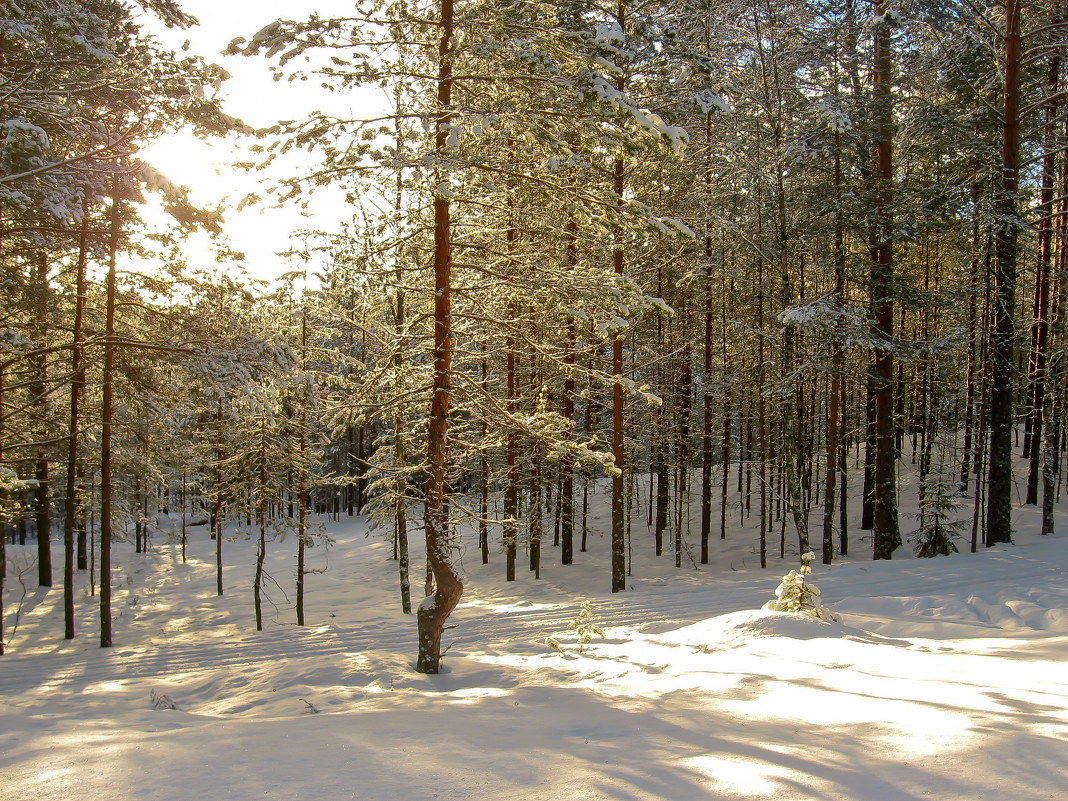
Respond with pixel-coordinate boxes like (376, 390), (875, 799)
(652, 609), (849, 651)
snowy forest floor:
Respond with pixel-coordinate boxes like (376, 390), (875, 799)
(2, 458), (1068, 800)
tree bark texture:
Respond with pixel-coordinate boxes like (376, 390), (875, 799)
(987, 0), (1021, 547)
(418, 0), (463, 673)
(871, 0), (901, 559)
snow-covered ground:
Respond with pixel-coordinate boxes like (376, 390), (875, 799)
(2, 468), (1067, 800)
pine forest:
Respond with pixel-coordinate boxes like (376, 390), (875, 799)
(3, 2), (1068, 798)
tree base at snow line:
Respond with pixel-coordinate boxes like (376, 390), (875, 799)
(916, 530), (958, 558)
(416, 582), (462, 674)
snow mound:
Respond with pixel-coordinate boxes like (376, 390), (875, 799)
(653, 609), (849, 651)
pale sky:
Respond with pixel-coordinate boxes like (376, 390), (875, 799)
(139, 1), (372, 286)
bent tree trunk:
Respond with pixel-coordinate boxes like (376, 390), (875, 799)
(417, 0), (462, 674)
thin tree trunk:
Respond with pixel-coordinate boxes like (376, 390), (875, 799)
(655, 427), (668, 556)
(254, 417), (267, 632)
(529, 349), (542, 578)
(418, 0), (463, 673)
(1025, 31), (1061, 503)
(181, 471), (187, 564)
(480, 348), (489, 566)
(30, 254), (52, 588)
(99, 194), (122, 648)
(961, 183), (982, 488)
(346, 425), (356, 517)
(214, 398), (224, 596)
(391, 98), (413, 608)
(1042, 368), (1059, 534)
(677, 308), (692, 568)
(1044, 126), (1068, 533)
(561, 214), (577, 566)
(297, 312), (308, 625)
(758, 279), (767, 569)
(700, 279), (713, 561)
(861, 381), (875, 530)
(395, 375), (411, 613)
(582, 341), (595, 553)
(529, 446), (542, 577)
(63, 205), (90, 639)
(839, 378), (850, 557)
(134, 476), (143, 554)
(824, 130), (846, 565)
(1, 366), (6, 654)
(721, 266), (733, 542)
(871, 0), (900, 559)
(609, 0), (628, 594)
(505, 325), (518, 581)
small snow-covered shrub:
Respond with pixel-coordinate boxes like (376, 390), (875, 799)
(763, 552), (838, 622)
(546, 599), (606, 654)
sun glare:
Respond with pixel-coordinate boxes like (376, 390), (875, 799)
(139, 135), (238, 206)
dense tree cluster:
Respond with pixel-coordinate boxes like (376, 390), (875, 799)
(4, 0), (1068, 673)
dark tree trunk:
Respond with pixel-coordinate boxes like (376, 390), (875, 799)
(839, 379), (850, 557)
(504, 326), (518, 582)
(824, 130), (846, 565)
(700, 249), (713, 563)
(861, 382), (875, 530)
(1025, 30), (1060, 504)
(871, 0), (900, 559)
(480, 349), (490, 565)
(610, 21), (627, 594)
(961, 182), (982, 489)
(99, 195), (122, 648)
(254, 416), (268, 631)
(561, 215), (577, 566)
(721, 268), (732, 543)
(529, 349), (542, 578)
(297, 316), (308, 625)
(987, 0), (1022, 546)
(214, 398), (224, 596)
(1044, 123), (1068, 534)
(1, 367), (6, 654)
(31, 254), (52, 588)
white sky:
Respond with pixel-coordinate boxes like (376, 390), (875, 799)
(139, 1), (378, 286)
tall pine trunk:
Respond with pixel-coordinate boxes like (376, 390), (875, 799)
(417, 0), (463, 672)
(214, 398), (224, 596)
(1024, 30), (1060, 504)
(609, 0), (628, 593)
(700, 200), (714, 563)
(824, 128), (846, 565)
(504, 323), (518, 582)
(987, 0), (1022, 546)
(871, 0), (901, 559)
(31, 254), (52, 587)
(296, 314), (308, 626)
(99, 194), (122, 648)
(560, 214), (577, 566)
(1, 366), (6, 654)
